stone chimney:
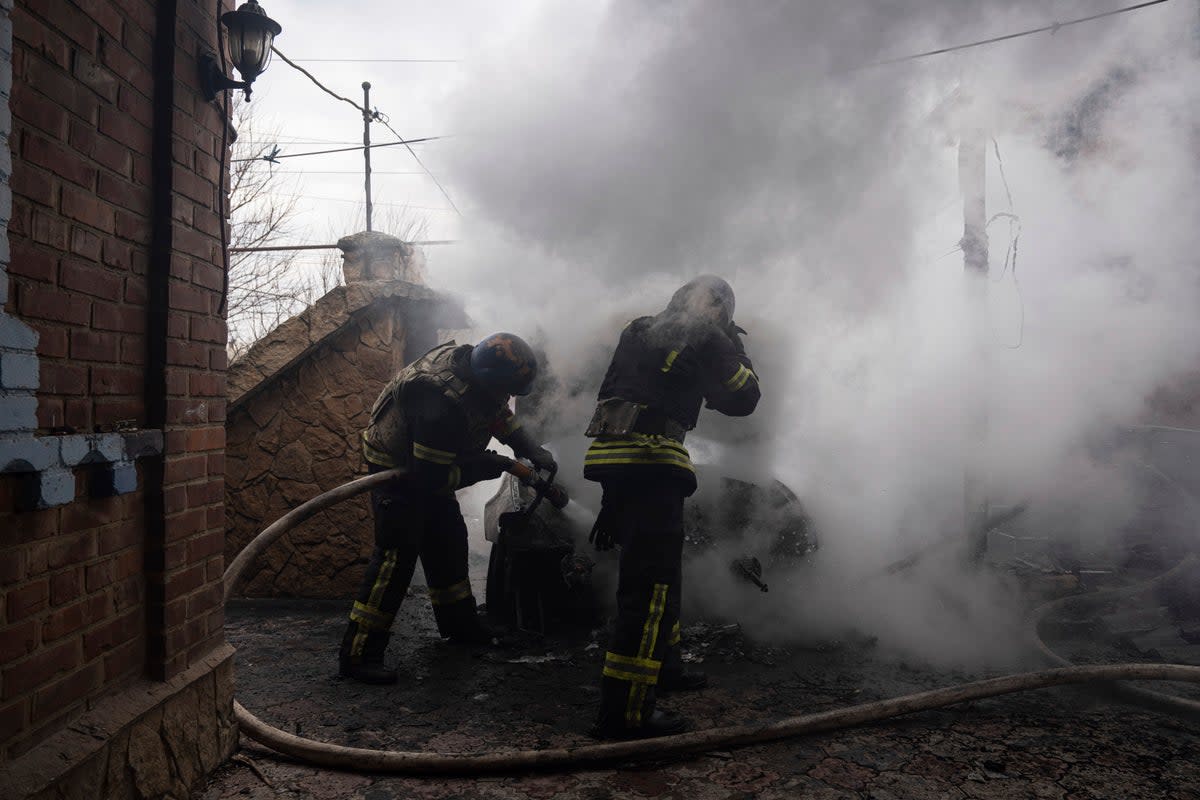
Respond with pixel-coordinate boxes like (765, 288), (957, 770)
(337, 230), (426, 285)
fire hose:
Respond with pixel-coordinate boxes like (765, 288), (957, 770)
(1031, 554), (1200, 718)
(1029, 453), (1200, 717)
(224, 466), (1200, 775)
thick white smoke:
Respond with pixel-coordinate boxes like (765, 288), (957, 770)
(434, 1), (1200, 667)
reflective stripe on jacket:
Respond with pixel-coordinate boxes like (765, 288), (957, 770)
(362, 342), (516, 492)
(583, 315), (759, 492)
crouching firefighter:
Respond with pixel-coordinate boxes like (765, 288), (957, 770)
(584, 275), (761, 739)
(338, 333), (557, 684)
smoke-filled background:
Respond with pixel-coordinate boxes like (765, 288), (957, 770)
(431, 2), (1200, 667)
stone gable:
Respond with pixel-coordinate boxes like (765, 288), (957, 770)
(224, 260), (465, 597)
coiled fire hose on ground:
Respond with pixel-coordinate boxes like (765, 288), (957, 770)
(224, 467), (1200, 775)
(1031, 554), (1200, 718)
(1027, 455), (1200, 719)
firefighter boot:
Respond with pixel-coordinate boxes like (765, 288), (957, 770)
(590, 675), (690, 740)
(338, 623), (398, 685)
(590, 708), (690, 741)
(446, 614), (506, 647)
(435, 596), (505, 647)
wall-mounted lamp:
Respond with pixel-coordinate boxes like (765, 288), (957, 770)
(199, 0), (282, 101)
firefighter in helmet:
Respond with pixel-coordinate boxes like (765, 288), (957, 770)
(584, 275), (761, 739)
(339, 333), (556, 684)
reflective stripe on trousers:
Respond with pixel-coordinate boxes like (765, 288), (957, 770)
(348, 548), (399, 658)
(603, 582), (670, 726)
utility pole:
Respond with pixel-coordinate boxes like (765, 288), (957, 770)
(960, 131), (990, 565)
(362, 81), (373, 232)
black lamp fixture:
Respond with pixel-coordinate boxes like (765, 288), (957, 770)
(200, 0), (282, 102)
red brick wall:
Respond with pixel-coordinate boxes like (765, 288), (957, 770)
(155, 0), (232, 682)
(0, 475), (145, 759)
(7, 0), (156, 432)
(1, 0), (232, 761)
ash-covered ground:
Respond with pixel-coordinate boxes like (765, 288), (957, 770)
(203, 571), (1199, 800)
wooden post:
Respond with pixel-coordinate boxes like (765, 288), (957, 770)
(362, 81), (373, 232)
(960, 132), (990, 564)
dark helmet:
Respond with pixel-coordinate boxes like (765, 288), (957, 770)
(470, 333), (538, 396)
(666, 275), (735, 327)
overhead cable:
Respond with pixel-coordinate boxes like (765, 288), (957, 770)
(271, 45), (369, 114)
(988, 139), (1024, 350)
(868, 0), (1171, 67)
(286, 58), (460, 63)
(377, 117), (462, 215)
(264, 170), (425, 175)
(258, 190), (456, 212)
(249, 45), (461, 217)
(230, 240), (457, 253)
(230, 136), (444, 163)
(216, 0), (231, 315)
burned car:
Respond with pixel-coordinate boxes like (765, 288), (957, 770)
(483, 465), (818, 632)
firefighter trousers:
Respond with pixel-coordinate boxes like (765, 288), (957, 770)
(339, 475), (481, 665)
(596, 479), (688, 731)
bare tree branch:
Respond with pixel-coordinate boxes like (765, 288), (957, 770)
(226, 96), (310, 360)
(225, 98), (434, 361)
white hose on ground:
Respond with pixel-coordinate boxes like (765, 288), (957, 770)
(225, 470), (1200, 775)
(234, 664), (1200, 774)
(1031, 554), (1200, 717)
(1030, 453), (1200, 718)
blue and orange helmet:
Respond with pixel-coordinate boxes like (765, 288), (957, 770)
(470, 333), (538, 396)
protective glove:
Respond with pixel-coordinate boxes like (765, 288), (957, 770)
(667, 345), (701, 378)
(588, 506), (616, 552)
(457, 451), (511, 486)
(524, 445), (557, 474)
(726, 321), (747, 355)
(506, 427), (557, 474)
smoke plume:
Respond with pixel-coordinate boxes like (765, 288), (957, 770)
(437, 1), (1200, 666)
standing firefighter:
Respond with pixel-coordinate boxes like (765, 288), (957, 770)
(339, 333), (556, 684)
(584, 275), (761, 739)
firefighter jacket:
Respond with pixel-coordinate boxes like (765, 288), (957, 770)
(583, 314), (760, 493)
(362, 342), (521, 493)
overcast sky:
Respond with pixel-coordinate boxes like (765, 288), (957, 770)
(232, 0), (524, 273)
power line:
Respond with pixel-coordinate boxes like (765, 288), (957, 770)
(237, 140), (362, 146)
(271, 45), (368, 114)
(989, 139), (1023, 351)
(215, 0), (231, 315)
(239, 133), (362, 144)
(376, 116), (461, 215)
(267, 170), (425, 175)
(252, 45), (462, 214)
(230, 240), (457, 253)
(286, 58), (460, 63)
(869, 0), (1172, 67)
(258, 190), (457, 212)
(231, 136), (444, 163)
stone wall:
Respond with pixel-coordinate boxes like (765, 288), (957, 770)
(225, 304), (403, 596)
(224, 274), (464, 598)
(0, 645), (236, 800)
